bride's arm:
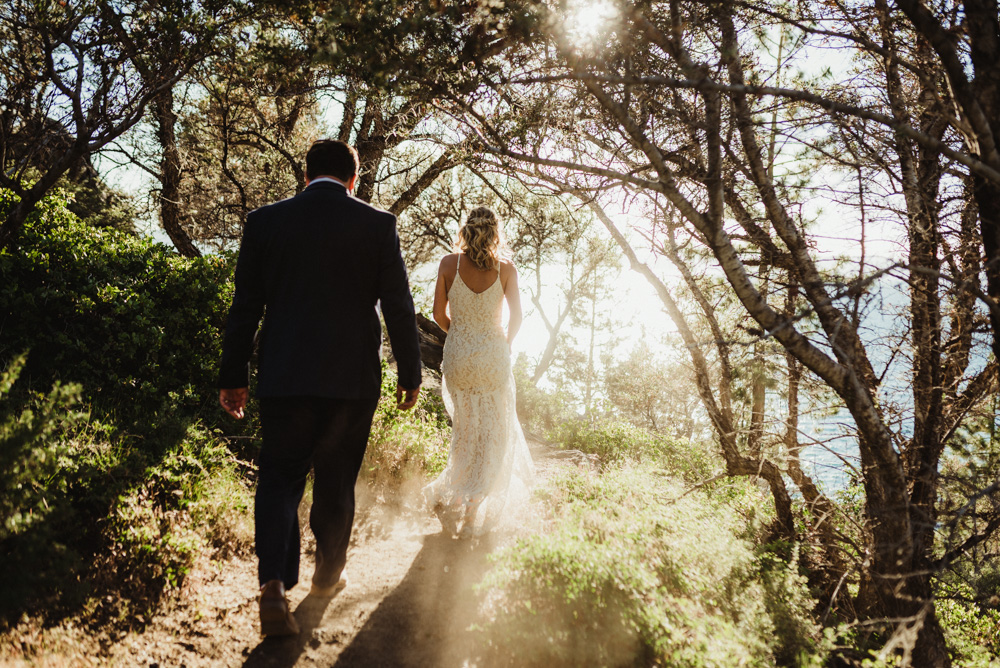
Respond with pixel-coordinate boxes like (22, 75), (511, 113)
(433, 256), (451, 333)
(503, 263), (522, 346)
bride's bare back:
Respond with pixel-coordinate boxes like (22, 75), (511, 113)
(432, 253), (522, 345)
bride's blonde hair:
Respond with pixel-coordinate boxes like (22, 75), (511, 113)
(456, 206), (506, 271)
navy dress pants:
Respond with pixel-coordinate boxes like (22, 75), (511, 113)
(256, 395), (380, 589)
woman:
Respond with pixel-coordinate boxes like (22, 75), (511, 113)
(424, 207), (535, 538)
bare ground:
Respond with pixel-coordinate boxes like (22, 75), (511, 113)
(2, 449), (577, 668)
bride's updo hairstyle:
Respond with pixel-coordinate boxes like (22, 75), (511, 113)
(456, 206), (505, 271)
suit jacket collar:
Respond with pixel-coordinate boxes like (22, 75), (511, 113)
(303, 180), (349, 195)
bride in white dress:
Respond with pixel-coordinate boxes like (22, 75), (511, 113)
(424, 207), (535, 537)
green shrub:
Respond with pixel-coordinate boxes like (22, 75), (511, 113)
(476, 464), (823, 667)
(0, 189), (260, 626)
(513, 355), (573, 435)
(0, 411), (255, 627)
(99, 423), (254, 601)
(935, 579), (1000, 665)
(0, 353), (85, 542)
(0, 189), (236, 428)
(549, 418), (717, 482)
(0, 353), (93, 621)
(362, 363), (450, 489)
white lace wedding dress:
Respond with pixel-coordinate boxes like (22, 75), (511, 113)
(423, 259), (535, 536)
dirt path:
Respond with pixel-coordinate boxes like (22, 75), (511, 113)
(95, 501), (495, 667)
(4, 448), (574, 668)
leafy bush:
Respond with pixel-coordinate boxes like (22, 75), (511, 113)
(363, 363), (450, 489)
(549, 418), (717, 482)
(0, 189), (236, 428)
(0, 353), (85, 542)
(0, 190), (259, 625)
(513, 355), (574, 436)
(476, 464), (824, 667)
(0, 353), (93, 621)
(99, 423), (254, 600)
(935, 579), (1000, 665)
(0, 410), (254, 627)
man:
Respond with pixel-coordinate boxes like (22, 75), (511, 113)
(218, 139), (422, 637)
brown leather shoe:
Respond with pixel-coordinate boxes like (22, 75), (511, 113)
(259, 580), (300, 636)
(310, 569), (348, 597)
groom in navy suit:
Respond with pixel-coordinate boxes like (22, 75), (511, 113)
(218, 139), (422, 636)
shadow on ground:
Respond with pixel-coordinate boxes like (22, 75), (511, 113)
(335, 531), (494, 667)
(242, 530), (494, 668)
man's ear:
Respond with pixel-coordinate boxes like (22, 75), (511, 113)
(348, 174), (359, 193)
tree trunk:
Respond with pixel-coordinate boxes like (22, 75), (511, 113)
(529, 293), (573, 385)
(867, 9), (951, 662)
(355, 97), (387, 203)
(584, 270), (597, 417)
(0, 196), (37, 251)
(782, 286), (849, 613)
(389, 152), (458, 216)
(339, 89), (358, 142)
(747, 262), (769, 457)
(966, 0), (1000, 361)
(153, 87), (200, 258)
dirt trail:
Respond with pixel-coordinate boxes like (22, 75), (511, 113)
(105, 502), (498, 667)
(8, 448), (574, 668)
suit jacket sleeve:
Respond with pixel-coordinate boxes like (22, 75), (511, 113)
(218, 213), (265, 389)
(377, 214), (422, 390)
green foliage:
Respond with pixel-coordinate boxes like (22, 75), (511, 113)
(100, 423), (254, 599)
(0, 409), (254, 626)
(476, 464), (823, 667)
(603, 340), (703, 439)
(363, 363), (450, 488)
(550, 417), (717, 482)
(0, 353), (94, 622)
(0, 353), (85, 542)
(0, 190), (257, 624)
(513, 355), (573, 435)
(935, 580), (1000, 665)
(0, 189), (236, 427)
(936, 403), (1000, 662)
(55, 169), (138, 232)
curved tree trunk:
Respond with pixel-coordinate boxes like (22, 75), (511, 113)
(0, 197), (36, 251)
(153, 87), (200, 258)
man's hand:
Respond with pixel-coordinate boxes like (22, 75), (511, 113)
(395, 385), (420, 411)
(219, 387), (249, 419)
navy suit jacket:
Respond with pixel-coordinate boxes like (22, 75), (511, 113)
(218, 181), (422, 399)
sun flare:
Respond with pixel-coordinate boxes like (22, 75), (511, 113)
(563, 0), (619, 49)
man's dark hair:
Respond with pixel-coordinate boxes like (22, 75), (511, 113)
(306, 139), (360, 182)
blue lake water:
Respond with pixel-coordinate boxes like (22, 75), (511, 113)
(777, 278), (990, 494)
(799, 414), (861, 492)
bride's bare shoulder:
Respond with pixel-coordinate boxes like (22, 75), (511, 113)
(499, 260), (518, 277)
(438, 253), (459, 275)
